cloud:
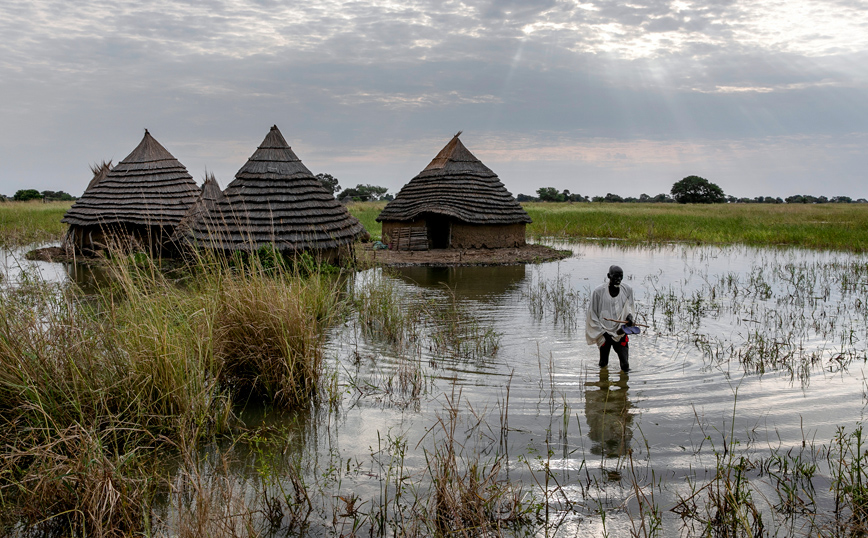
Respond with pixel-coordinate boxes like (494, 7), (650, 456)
(0, 0), (866, 198)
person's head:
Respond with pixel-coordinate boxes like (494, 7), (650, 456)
(607, 265), (624, 287)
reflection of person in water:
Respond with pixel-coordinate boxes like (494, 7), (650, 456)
(584, 368), (634, 458)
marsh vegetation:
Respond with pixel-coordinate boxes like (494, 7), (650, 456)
(2, 202), (868, 536)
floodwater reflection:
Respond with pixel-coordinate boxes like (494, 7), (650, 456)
(390, 264), (526, 301)
(584, 369), (634, 458)
(63, 261), (113, 293)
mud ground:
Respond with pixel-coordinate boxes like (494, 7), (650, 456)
(26, 243), (573, 268)
(356, 243), (571, 267)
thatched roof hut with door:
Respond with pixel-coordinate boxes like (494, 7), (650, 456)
(62, 130), (200, 254)
(186, 125), (368, 262)
(376, 133), (531, 250)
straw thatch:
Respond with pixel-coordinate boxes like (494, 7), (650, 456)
(188, 125), (368, 254)
(63, 131), (199, 228)
(377, 133), (531, 249)
(172, 172), (226, 242)
(377, 133), (531, 225)
(62, 130), (200, 254)
(85, 160), (113, 193)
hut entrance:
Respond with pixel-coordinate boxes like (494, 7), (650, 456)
(426, 216), (451, 249)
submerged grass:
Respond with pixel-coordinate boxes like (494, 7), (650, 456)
(0, 200), (72, 248)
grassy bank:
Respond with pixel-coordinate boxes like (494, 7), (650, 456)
(348, 201), (868, 252)
(0, 200), (72, 248)
(4, 200), (865, 253)
(523, 202), (868, 252)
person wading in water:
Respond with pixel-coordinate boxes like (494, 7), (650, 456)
(585, 265), (635, 371)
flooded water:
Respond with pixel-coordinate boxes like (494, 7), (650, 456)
(324, 242), (868, 536)
(4, 241), (867, 536)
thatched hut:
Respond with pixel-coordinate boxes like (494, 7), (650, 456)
(172, 172), (226, 243)
(187, 125), (368, 261)
(60, 160), (112, 253)
(377, 133), (531, 249)
(62, 130), (200, 254)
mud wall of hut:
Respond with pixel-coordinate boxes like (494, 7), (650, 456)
(450, 222), (526, 248)
(382, 220), (526, 249)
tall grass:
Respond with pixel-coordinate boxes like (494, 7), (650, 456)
(524, 202), (868, 252)
(0, 200), (72, 248)
(0, 248), (343, 534)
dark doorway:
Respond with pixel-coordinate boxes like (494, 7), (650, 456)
(426, 215), (451, 249)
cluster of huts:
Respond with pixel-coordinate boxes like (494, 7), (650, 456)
(62, 126), (532, 262)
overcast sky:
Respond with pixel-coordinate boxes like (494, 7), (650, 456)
(2, 0), (867, 199)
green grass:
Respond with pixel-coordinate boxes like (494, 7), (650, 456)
(523, 202), (868, 252)
(348, 200), (868, 252)
(347, 202), (388, 241)
(0, 201), (72, 248)
(346, 201), (385, 241)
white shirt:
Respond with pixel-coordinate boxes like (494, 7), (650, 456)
(586, 282), (634, 347)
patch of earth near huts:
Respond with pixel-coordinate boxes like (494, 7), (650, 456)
(24, 246), (69, 262)
(357, 243), (570, 267)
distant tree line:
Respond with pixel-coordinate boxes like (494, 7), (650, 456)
(2, 189), (77, 202)
(518, 188), (676, 204)
(316, 173), (394, 202)
(518, 176), (867, 204)
(5, 174), (864, 206)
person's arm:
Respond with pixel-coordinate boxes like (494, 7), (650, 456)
(624, 287), (635, 326)
(615, 287), (635, 332)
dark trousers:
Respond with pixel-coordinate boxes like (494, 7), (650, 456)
(599, 335), (629, 371)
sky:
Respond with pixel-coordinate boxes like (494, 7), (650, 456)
(1, 0), (867, 199)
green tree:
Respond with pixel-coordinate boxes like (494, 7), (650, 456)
(338, 184), (390, 201)
(536, 187), (564, 202)
(315, 173), (341, 194)
(670, 176), (726, 204)
(13, 189), (42, 201)
(41, 190), (76, 201)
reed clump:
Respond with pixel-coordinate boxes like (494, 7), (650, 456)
(215, 269), (341, 407)
(426, 291), (501, 361)
(353, 271), (424, 347)
(0, 248), (343, 534)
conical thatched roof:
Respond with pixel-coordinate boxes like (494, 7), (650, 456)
(62, 130), (199, 227)
(189, 125), (368, 251)
(173, 173), (226, 242)
(376, 133), (531, 225)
